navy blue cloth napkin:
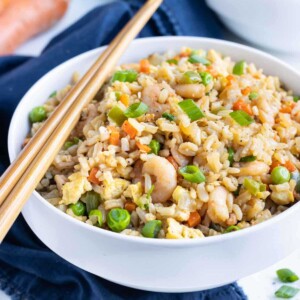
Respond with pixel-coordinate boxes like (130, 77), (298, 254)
(0, 1), (247, 299)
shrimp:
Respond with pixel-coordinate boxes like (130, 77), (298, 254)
(207, 186), (229, 224)
(238, 161), (270, 177)
(142, 156), (177, 203)
(175, 84), (205, 99)
(141, 84), (170, 118)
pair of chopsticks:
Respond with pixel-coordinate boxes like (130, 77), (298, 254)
(0, 0), (163, 242)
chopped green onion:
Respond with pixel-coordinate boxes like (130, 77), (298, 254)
(233, 185), (241, 196)
(179, 165), (206, 183)
(233, 60), (246, 75)
(115, 91), (121, 101)
(277, 269), (299, 283)
(81, 191), (101, 214)
(89, 209), (103, 227)
(188, 54), (210, 65)
(199, 72), (213, 86)
(230, 110), (254, 126)
(162, 112), (175, 121)
(166, 59), (178, 65)
(29, 106), (47, 123)
(249, 92), (258, 100)
(64, 137), (80, 150)
(149, 139), (160, 155)
(107, 208), (130, 232)
(224, 225), (240, 233)
(181, 71), (201, 84)
(240, 155), (256, 162)
(108, 105), (126, 126)
(228, 148), (234, 166)
(141, 220), (162, 238)
(275, 285), (299, 298)
(146, 185), (155, 199)
(243, 178), (265, 196)
(124, 102), (148, 118)
(293, 96), (300, 102)
(69, 201), (86, 216)
(271, 166), (290, 184)
(112, 70), (137, 83)
(178, 99), (205, 121)
(49, 91), (57, 98)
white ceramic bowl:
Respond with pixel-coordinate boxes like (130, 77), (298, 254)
(206, 0), (300, 53)
(7, 37), (300, 293)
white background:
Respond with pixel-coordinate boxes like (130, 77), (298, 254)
(2, 0), (300, 299)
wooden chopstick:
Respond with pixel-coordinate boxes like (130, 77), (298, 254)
(0, 0), (163, 241)
(0, 0), (161, 206)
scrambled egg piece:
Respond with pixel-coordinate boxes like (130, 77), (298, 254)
(103, 178), (129, 200)
(124, 182), (143, 203)
(166, 218), (204, 239)
(62, 172), (92, 205)
(172, 186), (196, 211)
(270, 182), (294, 205)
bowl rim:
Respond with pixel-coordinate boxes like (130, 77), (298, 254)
(8, 36), (300, 247)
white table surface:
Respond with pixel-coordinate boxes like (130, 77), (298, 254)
(2, 0), (300, 299)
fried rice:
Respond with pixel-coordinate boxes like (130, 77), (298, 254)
(26, 47), (300, 239)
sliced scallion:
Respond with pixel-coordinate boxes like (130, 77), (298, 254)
(199, 72), (213, 86)
(275, 285), (299, 298)
(162, 112), (175, 121)
(188, 54), (210, 65)
(249, 92), (258, 100)
(277, 269), (299, 283)
(124, 102), (148, 118)
(240, 155), (256, 162)
(178, 99), (205, 121)
(149, 139), (160, 155)
(112, 70), (138, 83)
(108, 106), (127, 126)
(230, 110), (254, 126)
(293, 96), (300, 102)
(179, 165), (206, 183)
(233, 60), (246, 75)
(181, 71), (201, 84)
(146, 185), (155, 199)
(243, 178), (261, 196)
(224, 225), (240, 233)
(166, 59), (178, 65)
(228, 148), (234, 166)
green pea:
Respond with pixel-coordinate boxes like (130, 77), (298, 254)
(188, 54), (210, 65)
(80, 191), (101, 213)
(249, 92), (258, 100)
(271, 166), (290, 184)
(29, 106), (47, 123)
(293, 96), (300, 102)
(89, 209), (103, 227)
(70, 201), (86, 216)
(199, 72), (213, 86)
(149, 139), (161, 155)
(107, 208), (130, 232)
(141, 220), (162, 238)
(64, 137), (80, 150)
(181, 71), (201, 84)
(233, 60), (246, 75)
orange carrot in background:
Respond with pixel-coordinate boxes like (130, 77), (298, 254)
(187, 211), (201, 227)
(136, 142), (151, 153)
(140, 59), (150, 73)
(0, 0), (69, 55)
(88, 167), (101, 185)
(120, 94), (129, 107)
(109, 132), (120, 146)
(122, 120), (137, 139)
(284, 161), (297, 172)
(233, 99), (253, 115)
(241, 87), (251, 96)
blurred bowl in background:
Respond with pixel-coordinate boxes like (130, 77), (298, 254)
(206, 0), (300, 53)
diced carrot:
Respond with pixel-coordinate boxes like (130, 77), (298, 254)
(232, 99), (253, 115)
(187, 211), (201, 227)
(166, 156), (178, 171)
(122, 120), (137, 139)
(140, 59), (150, 74)
(136, 141), (151, 153)
(284, 161), (297, 172)
(280, 105), (292, 113)
(88, 167), (101, 185)
(124, 201), (137, 212)
(179, 51), (190, 57)
(109, 132), (120, 146)
(207, 65), (218, 77)
(119, 94), (129, 107)
(226, 75), (235, 86)
(241, 87), (251, 96)
(270, 160), (280, 171)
